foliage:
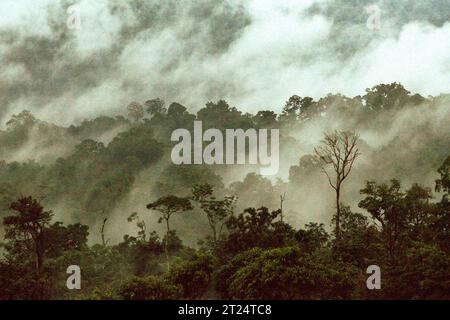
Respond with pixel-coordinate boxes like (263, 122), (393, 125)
(119, 276), (182, 300)
(218, 207), (295, 257)
(166, 253), (214, 299)
(3, 196), (53, 272)
(0, 85), (448, 300)
(192, 183), (236, 243)
(216, 247), (360, 299)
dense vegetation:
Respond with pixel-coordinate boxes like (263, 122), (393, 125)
(0, 83), (448, 299)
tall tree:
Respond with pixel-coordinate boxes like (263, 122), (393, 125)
(315, 130), (360, 246)
(127, 102), (144, 122)
(144, 98), (166, 117)
(435, 156), (450, 201)
(192, 184), (236, 244)
(146, 196), (193, 269)
(220, 207), (294, 256)
(3, 196), (53, 273)
(100, 217), (109, 246)
(358, 179), (407, 263)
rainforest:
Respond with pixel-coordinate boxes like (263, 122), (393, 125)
(0, 86), (449, 299)
(0, 0), (449, 301)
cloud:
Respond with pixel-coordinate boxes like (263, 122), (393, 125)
(353, 22), (450, 95)
(0, 0), (448, 126)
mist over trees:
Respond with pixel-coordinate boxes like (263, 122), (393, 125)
(0, 83), (449, 299)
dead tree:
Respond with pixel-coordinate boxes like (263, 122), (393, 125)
(100, 217), (109, 246)
(280, 193), (286, 223)
(314, 130), (360, 246)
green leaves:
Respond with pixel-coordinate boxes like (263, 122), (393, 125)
(119, 276), (181, 300)
(217, 247), (359, 299)
(147, 195), (193, 217)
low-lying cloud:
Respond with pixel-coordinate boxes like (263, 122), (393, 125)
(0, 0), (449, 126)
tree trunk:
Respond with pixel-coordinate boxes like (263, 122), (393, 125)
(35, 250), (42, 274)
(211, 224), (217, 244)
(33, 235), (42, 275)
(335, 187), (341, 247)
(101, 218), (108, 246)
(165, 218), (170, 271)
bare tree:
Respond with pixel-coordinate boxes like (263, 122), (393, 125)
(314, 130), (360, 246)
(100, 217), (109, 246)
(280, 193), (286, 223)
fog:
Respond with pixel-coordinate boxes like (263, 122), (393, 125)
(0, 0), (449, 246)
(0, 0), (449, 125)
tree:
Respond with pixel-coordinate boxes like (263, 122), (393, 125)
(229, 173), (277, 210)
(295, 222), (329, 253)
(197, 100), (253, 130)
(289, 154), (321, 184)
(3, 196), (53, 273)
(6, 110), (37, 131)
(297, 96), (315, 121)
(166, 253), (214, 299)
(144, 98), (166, 117)
(146, 196), (193, 269)
(166, 102), (189, 118)
(219, 207), (295, 257)
(192, 183), (236, 244)
(363, 83), (414, 111)
(404, 184), (433, 240)
(333, 206), (382, 267)
(42, 222), (89, 258)
(280, 95), (315, 124)
(119, 276), (181, 300)
(155, 164), (223, 198)
(116, 231), (164, 276)
(74, 139), (105, 157)
(280, 95), (301, 124)
(315, 130), (360, 246)
(100, 217), (109, 246)
(216, 247), (359, 299)
(127, 102), (144, 122)
(358, 180), (407, 263)
(384, 242), (450, 299)
(0, 260), (50, 299)
(433, 157), (450, 252)
(127, 212), (146, 241)
(253, 110), (278, 128)
(435, 156), (450, 200)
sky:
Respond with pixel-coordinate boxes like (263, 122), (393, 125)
(0, 0), (449, 125)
